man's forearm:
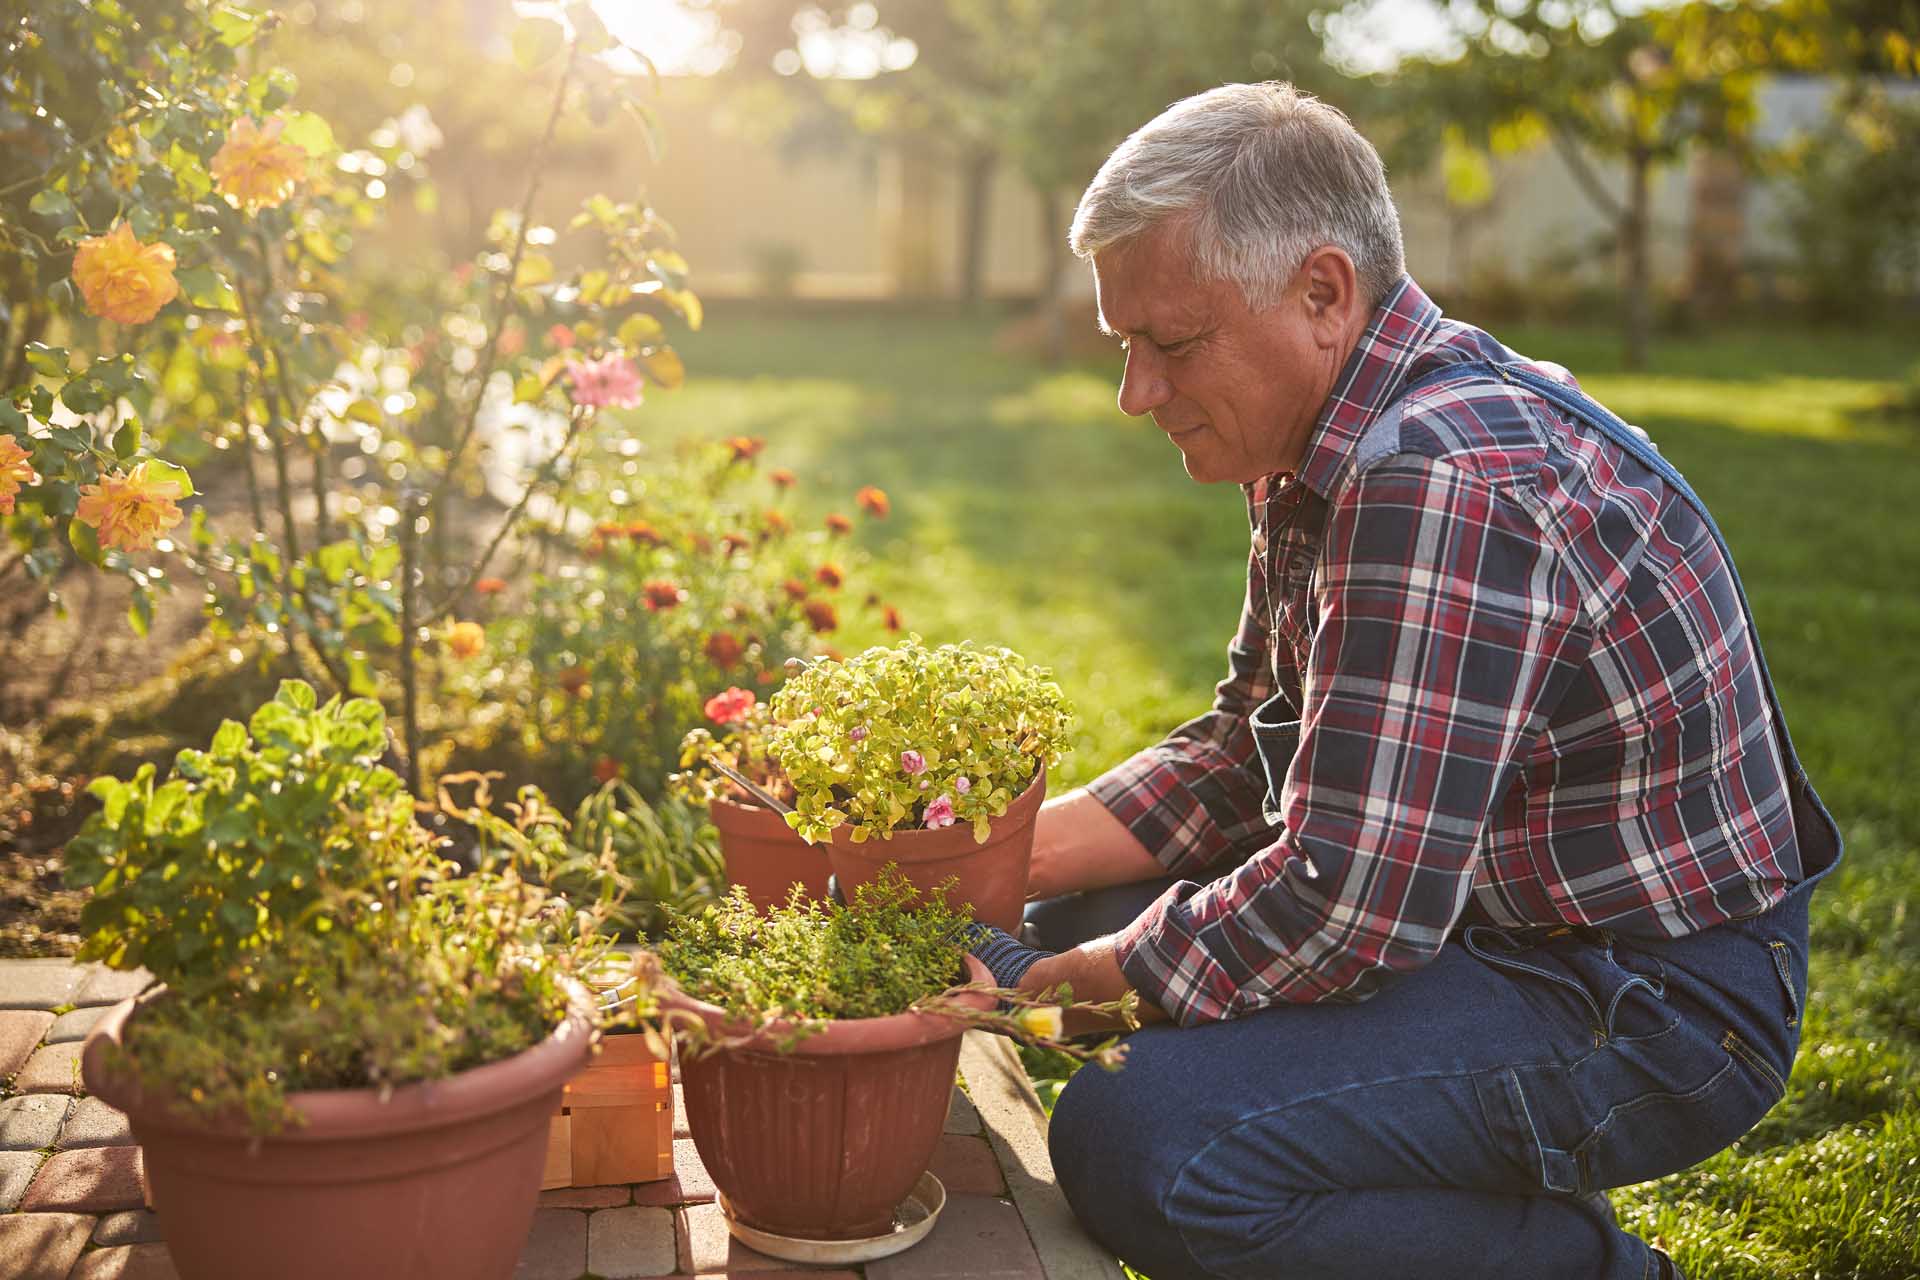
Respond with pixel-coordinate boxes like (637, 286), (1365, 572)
(1028, 786), (1167, 901)
(1018, 935), (1168, 1030)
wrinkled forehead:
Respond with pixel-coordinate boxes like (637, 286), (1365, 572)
(1092, 229), (1212, 339)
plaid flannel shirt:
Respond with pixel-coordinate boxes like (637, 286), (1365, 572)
(1090, 278), (1802, 1026)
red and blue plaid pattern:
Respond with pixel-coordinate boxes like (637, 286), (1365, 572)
(1091, 278), (1802, 1026)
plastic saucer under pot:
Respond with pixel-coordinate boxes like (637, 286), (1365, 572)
(719, 1171), (947, 1265)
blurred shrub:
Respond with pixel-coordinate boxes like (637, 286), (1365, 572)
(1775, 89), (1920, 320)
(562, 780), (723, 939)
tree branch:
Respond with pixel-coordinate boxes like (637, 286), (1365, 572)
(1547, 121), (1627, 227)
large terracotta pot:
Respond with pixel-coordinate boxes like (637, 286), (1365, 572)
(826, 773), (1045, 932)
(663, 954), (993, 1241)
(709, 795), (833, 911)
(83, 982), (594, 1280)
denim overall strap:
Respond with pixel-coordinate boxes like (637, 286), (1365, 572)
(1397, 359), (1842, 885)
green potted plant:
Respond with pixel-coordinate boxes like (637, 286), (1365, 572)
(67, 681), (629, 1280)
(677, 637), (1074, 928)
(648, 872), (1130, 1257)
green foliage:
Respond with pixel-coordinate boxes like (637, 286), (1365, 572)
(63, 681), (624, 1131)
(563, 780), (726, 938)
(1774, 90), (1920, 317)
(767, 637), (1074, 844)
(658, 870), (970, 1025)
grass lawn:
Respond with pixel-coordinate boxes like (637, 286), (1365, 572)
(641, 302), (1920, 1278)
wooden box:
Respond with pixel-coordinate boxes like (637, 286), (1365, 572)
(543, 1033), (674, 1189)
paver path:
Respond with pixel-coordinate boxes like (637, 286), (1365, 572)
(0, 959), (1123, 1280)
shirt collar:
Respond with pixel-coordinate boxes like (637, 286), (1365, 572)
(1292, 275), (1443, 500)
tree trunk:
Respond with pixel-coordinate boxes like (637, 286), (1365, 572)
(958, 147), (995, 309)
(1037, 186), (1067, 366)
(1686, 143), (1746, 324)
(1623, 145), (1652, 372)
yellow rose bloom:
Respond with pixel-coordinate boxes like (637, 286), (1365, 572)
(0, 436), (40, 516)
(71, 222), (180, 326)
(74, 461), (186, 552)
(1015, 1006), (1064, 1040)
(211, 116), (309, 213)
(447, 621), (487, 660)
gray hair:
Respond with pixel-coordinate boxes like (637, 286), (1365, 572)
(1070, 82), (1406, 310)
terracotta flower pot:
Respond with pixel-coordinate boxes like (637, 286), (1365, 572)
(662, 954), (993, 1241)
(826, 773), (1046, 932)
(709, 795), (833, 911)
(82, 981), (594, 1280)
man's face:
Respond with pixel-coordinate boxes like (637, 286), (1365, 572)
(1092, 225), (1351, 485)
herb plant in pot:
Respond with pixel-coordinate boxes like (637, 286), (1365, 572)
(66, 682), (626, 1280)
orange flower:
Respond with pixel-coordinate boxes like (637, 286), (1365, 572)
(547, 324), (576, 349)
(882, 605), (903, 632)
(73, 461), (185, 551)
(593, 756), (621, 784)
(474, 577), (508, 596)
(804, 600), (838, 633)
(0, 436), (39, 516)
(71, 222), (179, 326)
(824, 512), (852, 535)
(594, 520), (624, 537)
(856, 486), (891, 518)
(704, 631), (745, 670)
(721, 532), (751, 556)
(690, 532), (714, 554)
(726, 436), (765, 463)
(762, 508), (790, 535)
(782, 578), (810, 602)
(624, 520), (664, 547)
(496, 324), (526, 357)
(446, 621), (486, 659)
(815, 563), (844, 590)
(211, 116), (309, 212)
(643, 579), (684, 611)
(769, 468), (797, 489)
(556, 665), (591, 697)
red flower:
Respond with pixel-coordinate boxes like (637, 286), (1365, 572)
(594, 520), (624, 537)
(593, 756), (621, 784)
(721, 532), (751, 556)
(704, 686), (758, 724)
(804, 600), (839, 633)
(705, 631), (744, 670)
(548, 323), (576, 349)
(474, 577), (508, 596)
(769, 468), (797, 489)
(882, 605), (903, 632)
(825, 513), (853, 535)
(815, 563), (844, 590)
(557, 665), (591, 697)
(856, 486), (890, 518)
(782, 578), (810, 602)
(624, 520), (664, 546)
(727, 436), (765, 463)
(643, 579), (684, 611)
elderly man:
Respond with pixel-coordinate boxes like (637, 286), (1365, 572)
(1000, 83), (1842, 1280)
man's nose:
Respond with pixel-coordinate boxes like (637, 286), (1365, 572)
(1117, 345), (1171, 418)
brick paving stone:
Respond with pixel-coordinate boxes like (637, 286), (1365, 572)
(73, 968), (154, 1009)
(20, 1145), (145, 1213)
(944, 1087), (982, 1136)
(93, 1209), (166, 1246)
(0, 1149), (44, 1210)
(677, 1203), (790, 1274)
(14, 1041), (85, 1094)
(865, 1193), (1044, 1280)
(514, 1207), (587, 1280)
(0, 1009), (55, 1083)
(538, 1183), (631, 1209)
(0, 961), (85, 1011)
(587, 1205), (678, 1278)
(672, 1138), (715, 1200)
(0, 1211), (93, 1280)
(928, 1133), (1006, 1196)
(58, 1097), (135, 1149)
(47, 1005), (111, 1045)
(631, 1171), (711, 1208)
(0, 1094), (72, 1151)
(67, 1243), (180, 1280)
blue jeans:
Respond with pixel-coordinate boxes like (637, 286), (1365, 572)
(1028, 877), (1815, 1280)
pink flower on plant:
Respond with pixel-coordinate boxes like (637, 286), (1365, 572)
(566, 353), (644, 409)
(849, 725), (869, 743)
(900, 750), (926, 776)
(704, 687), (758, 724)
(923, 795), (956, 830)
(954, 776), (971, 795)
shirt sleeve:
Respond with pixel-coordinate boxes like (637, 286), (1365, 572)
(1114, 453), (1593, 1025)
(1085, 550), (1285, 879)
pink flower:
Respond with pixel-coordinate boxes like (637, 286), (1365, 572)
(704, 687), (758, 724)
(954, 775), (971, 795)
(849, 725), (869, 743)
(566, 353), (643, 409)
(923, 795), (956, 830)
(900, 750), (926, 776)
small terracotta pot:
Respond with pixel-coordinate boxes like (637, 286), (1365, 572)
(826, 773), (1046, 931)
(83, 982), (594, 1280)
(709, 795), (833, 911)
(662, 954), (993, 1241)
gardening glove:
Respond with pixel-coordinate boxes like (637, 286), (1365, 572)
(961, 922), (1055, 990)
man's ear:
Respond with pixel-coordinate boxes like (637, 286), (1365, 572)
(1299, 246), (1363, 348)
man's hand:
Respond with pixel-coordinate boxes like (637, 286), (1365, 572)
(1017, 934), (1167, 1032)
(1029, 788), (1166, 902)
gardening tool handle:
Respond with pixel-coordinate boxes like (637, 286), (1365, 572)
(707, 758), (794, 815)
